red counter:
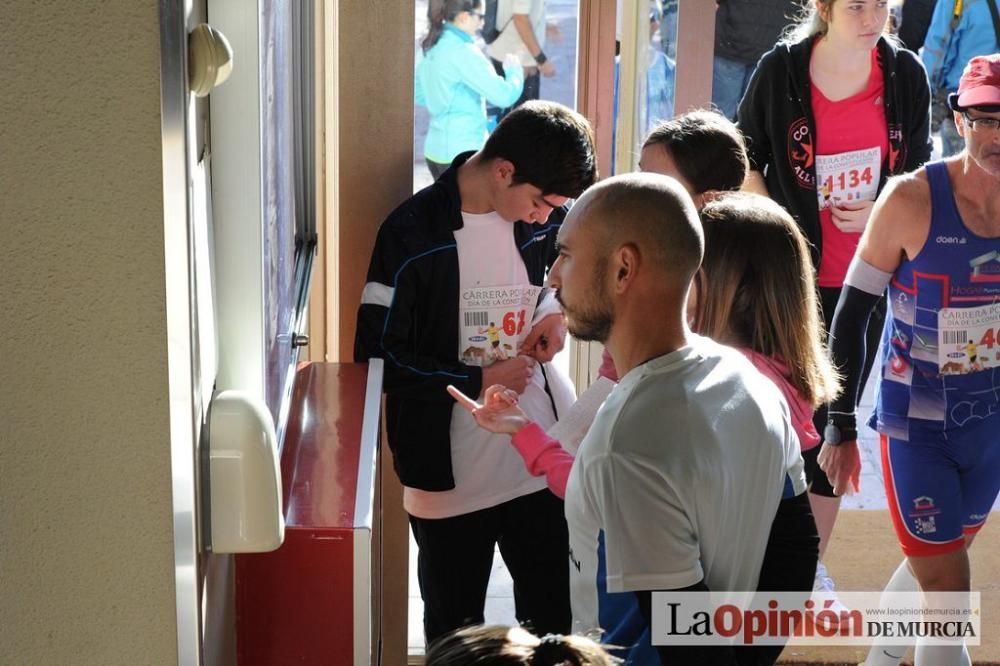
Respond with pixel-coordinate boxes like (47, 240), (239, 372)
(236, 360), (383, 665)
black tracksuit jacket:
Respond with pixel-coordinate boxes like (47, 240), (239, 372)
(354, 152), (563, 491)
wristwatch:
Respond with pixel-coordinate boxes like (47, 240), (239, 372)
(535, 51), (548, 66)
(823, 423), (858, 446)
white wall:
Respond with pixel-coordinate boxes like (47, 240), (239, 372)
(0, 2), (179, 663)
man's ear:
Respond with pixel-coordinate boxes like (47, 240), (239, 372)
(953, 111), (967, 138)
(612, 243), (640, 294)
(494, 158), (515, 184)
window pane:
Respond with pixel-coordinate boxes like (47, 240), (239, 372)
(261, 0), (316, 437)
(613, 0), (676, 174)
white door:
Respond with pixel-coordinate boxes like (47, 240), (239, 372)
(158, 0), (217, 663)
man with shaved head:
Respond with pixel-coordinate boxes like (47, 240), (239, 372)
(550, 173), (797, 664)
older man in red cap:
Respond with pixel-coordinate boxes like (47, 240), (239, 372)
(819, 53), (1000, 666)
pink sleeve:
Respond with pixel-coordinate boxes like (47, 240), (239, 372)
(597, 348), (619, 382)
(510, 423), (575, 499)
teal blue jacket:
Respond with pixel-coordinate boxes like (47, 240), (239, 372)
(416, 26), (524, 163)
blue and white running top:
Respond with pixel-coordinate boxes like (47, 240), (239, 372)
(873, 161), (1000, 441)
(564, 336), (792, 649)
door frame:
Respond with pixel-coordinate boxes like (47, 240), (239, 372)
(158, 0), (205, 662)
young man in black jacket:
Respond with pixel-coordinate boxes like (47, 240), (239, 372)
(355, 101), (596, 645)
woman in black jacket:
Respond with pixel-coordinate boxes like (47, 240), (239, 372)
(737, 0), (931, 613)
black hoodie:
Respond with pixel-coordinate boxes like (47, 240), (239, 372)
(737, 36), (932, 268)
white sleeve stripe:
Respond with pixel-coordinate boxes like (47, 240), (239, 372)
(361, 282), (394, 308)
(843, 255), (893, 296)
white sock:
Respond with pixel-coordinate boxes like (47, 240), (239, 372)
(862, 560), (916, 666)
(914, 642), (971, 666)
(863, 561), (972, 666)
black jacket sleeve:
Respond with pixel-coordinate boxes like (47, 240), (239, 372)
(736, 48), (779, 175)
(354, 221), (483, 402)
(899, 49), (933, 174)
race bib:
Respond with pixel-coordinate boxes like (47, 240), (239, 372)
(459, 284), (540, 367)
(815, 146), (881, 210)
(937, 301), (1000, 375)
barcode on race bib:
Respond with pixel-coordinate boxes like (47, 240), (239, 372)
(942, 330), (969, 345)
(464, 311), (489, 327)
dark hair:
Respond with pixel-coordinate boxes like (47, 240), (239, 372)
(425, 625), (620, 665)
(695, 192), (840, 406)
(480, 101), (597, 198)
(422, 0), (482, 52)
(642, 110), (748, 194)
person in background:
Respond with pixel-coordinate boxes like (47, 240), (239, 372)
(416, 0), (525, 180)
(821, 53), (1000, 666)
(695, 194), (840, 664)
(645, 1), (675, 131)
(711, 0), (799, 120)
(737, 0), (932, 609)
(921, 0), (1000, 157)
(425, 625), (618, 666)
(488, 0), (554, 114)
(658, 0), (679, 60)
(896, 0), (935, 52)
(609, 1), (676, 162)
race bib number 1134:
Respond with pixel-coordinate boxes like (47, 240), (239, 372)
(815, 146), (881, 210)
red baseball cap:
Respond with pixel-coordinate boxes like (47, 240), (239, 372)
(948, 54), (1000, 111)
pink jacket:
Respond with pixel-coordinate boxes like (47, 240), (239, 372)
(512, 347), (818, 498)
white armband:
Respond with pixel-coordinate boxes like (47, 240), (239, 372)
(843, 255), (892, 296)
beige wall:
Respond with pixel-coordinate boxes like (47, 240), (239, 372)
(0, 2), (178, 664)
